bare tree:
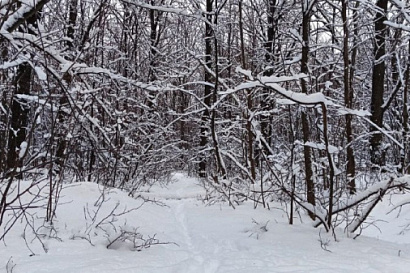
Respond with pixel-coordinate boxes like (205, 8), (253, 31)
(301, 0), (316, 220)
(342, 0), (356, 193)
(370, 0), (388, 167)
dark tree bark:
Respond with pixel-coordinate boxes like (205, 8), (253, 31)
(239, 0), (256, 182)
(260, 0), (277, 154)
(66, 0), (78, 50)
(198, 0), (213, 177)
(342, 0), (356, 194)
(349, 1), (360, 95)
(148, 0), (163, 83)
(0, 38), (9, 174)
(210, 0), (227, 180)
(6, 0), (44, 177)
(402, 40), (410, 173)
(6, 64), (32, 177)
(301, 2), (315, 220)
(54, 0), (80, 173)
(370, 0), (388, 167)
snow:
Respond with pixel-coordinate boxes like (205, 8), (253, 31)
(228, 70), (331, 106)
(18, 141), (27, 159)
(121, 0), (193, 17)
(337, 108), (371, 117)
(34, 66), (47, 81)
(289, 29), (302, 43)
(384, 21), (410, 32)
(362, 191), (410, 244)
(284, 55), (302, 65)
(2, 173), (410, 272)
(235, 66), (254, 80)
(0, 58), (26, 69)
(300, 140), (339, 154)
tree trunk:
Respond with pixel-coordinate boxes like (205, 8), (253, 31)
(54, 0), (79, 173)
(260, 0), (277, 154)
(301, 3), (315, 220)
(402, 40), (410, 173)
(210, 0), (227, 180)
(149, 1), (160, 82)
(66, 0), (78, 49)
(7, 64), (32, 178)
(5, 1), (43, 177)
(342, 0), (356, 194)
(370, 0), (388, 167)
(198, 0), (213, 177)
(0, 38), (9, 174)
(239, 0), (256, 182)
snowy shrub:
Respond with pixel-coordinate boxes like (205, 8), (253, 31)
(244, 219), (269, 239)
(68, 189), (163, 251)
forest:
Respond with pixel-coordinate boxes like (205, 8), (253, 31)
(2, 0), (410, 247)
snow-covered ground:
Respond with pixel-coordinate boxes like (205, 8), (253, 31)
(2, 173), (410, 272)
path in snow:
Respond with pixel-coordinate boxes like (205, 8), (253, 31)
(171, 201), (220, 273)
(141, 173), (410, 273)
(2, 172), (410, 272)
(148, 172), (221, 272)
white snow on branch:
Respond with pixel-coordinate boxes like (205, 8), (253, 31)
(34, 66), (47, 80)
(233, 72), (329, 105)
(121, 0), (200, 19)
(263, 81), (328, 105)
(284, 55), (302, 65)
(299, 141), (339, 154)
(384, 21), (410, 31)
(337, 108), (371, 117)
(289, 28), (303, 43)
(0, 58), (26, 69)
(332, 176), (410, 215)
(19, 141), (28, 159)
(235, 66), (254, 80)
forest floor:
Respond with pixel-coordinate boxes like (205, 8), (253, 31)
(2, 173), (410, 272)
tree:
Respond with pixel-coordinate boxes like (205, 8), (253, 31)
(300, 0), (316, 219)
(198, 0), (214, 178)
(260, 0), (277, 153)
(342, 0), (356, 193)
(370, 0), (388, 167)
(239, 0), (256, 181)
(5, 1), (48, 178)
